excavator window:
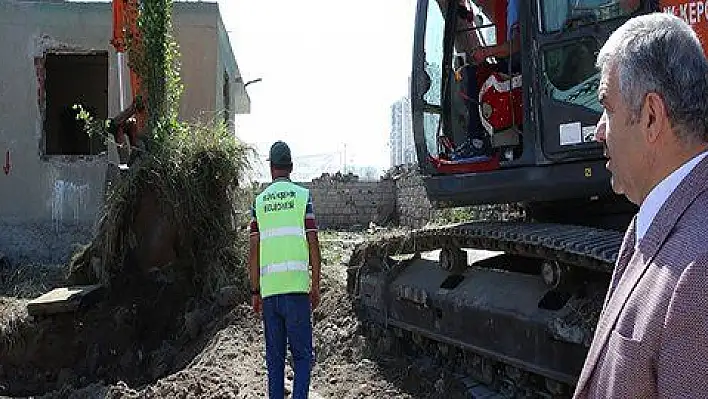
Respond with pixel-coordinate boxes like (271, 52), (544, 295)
(542, 39), (602, 112)
(421, 0), (446, 156)
(424, 2), (445, 108)
(417, 0), (524, 172)
(540, 0), (640, 32)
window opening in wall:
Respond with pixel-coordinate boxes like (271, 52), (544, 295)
(223, 71), (231, 127)
(43, 52), (108, 156)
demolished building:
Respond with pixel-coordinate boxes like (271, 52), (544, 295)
(0, 0), (251, 264)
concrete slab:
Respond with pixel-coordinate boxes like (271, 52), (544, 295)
(27, 284), (103, 316)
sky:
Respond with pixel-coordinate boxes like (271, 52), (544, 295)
(217, 0), (417, 175)
(78, 0), (418, 177)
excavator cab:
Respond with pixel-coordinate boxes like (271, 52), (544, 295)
(411, 0), (651, 209)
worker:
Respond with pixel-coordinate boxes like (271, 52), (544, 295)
(451, 0), (521, 159)
(470, 0), (520, 70)
(248, 140), (322, 399)
(446, 1), (493, 159)
(574, 13), (708, 398)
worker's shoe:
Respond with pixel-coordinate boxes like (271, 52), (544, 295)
(452, 136), (491, 160)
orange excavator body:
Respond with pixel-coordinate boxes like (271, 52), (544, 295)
(660, 0), (708, 51)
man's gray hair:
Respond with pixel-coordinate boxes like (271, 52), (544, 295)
(596, 13), (708, 143)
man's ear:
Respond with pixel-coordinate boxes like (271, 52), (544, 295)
(642, 92), (668, 144)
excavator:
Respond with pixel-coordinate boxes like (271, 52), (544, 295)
(109, 0), (148, 164)
(347, 0), (704, 396)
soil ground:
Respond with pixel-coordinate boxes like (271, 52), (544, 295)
(0, 230), (494, 399)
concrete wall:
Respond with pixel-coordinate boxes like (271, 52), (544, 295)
(254, 171), (433, 231)
(173, 2), (218, 124)
(302, 181), (396, 229)
(0, 1), (117, 265)
(215, 9), (250, 121)
(173, 2), (250, 126)
(393, 170), (433, 229)
(0, 0), (250, 263)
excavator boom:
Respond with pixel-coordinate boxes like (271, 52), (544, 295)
(110, 0), (147, 152)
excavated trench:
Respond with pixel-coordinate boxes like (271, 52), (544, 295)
(1, 231), (524, 399)
(0, 177), (249, 396)
(0, 272), (229, 397)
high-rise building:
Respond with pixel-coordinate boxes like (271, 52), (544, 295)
(400, 96), (415, 164)
(390, 101), (403, 167)
(389, 92), (414, 167)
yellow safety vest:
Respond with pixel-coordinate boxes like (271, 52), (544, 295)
(255, 180), (310, 298)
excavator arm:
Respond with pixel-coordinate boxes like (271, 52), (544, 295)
(110, 0), (147, 154)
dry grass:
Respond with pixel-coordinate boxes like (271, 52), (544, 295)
(0, 257), (66, 361)
(68, 120), (255, 299)
(0, 297), (31, 358)
(0, 263), (67, 299)
(431, 204), (525, 225)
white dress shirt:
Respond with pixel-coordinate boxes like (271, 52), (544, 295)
(636, 150), (708, 246)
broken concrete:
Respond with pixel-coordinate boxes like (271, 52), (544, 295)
(390, 165), (434, 228)
(304, 180), (397, 229)
(253, 168), (434, 230)
(26, 284), (102, 317)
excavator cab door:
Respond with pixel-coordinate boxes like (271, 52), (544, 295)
(411, 0), (446, 175)
(413, 0), (510, 175)
(530, 0), (651, 162)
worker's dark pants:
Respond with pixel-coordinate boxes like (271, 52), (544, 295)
(263, 293), (314, 399)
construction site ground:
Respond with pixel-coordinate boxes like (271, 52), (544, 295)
(0, 230), (504, 399)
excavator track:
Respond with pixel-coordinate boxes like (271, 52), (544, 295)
(349, 221), (623, 273)
(346, 221), (624, 397)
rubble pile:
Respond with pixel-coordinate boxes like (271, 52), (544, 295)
(311, 171), (360, 184)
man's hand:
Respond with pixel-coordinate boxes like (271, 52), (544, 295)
(306, 231), (322, 310)
(472, 48), (488, 65)
(310, 286), (321, 310)
(248, 234), (261, 313)
(252, 294), (262, 314)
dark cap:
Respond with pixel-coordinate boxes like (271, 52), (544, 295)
(267, 140), (292, 167)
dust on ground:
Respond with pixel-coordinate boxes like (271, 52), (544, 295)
(0, 229), (473, 399)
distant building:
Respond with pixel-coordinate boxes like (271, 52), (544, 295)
(390, 102), (403, 167)
(0, 0), (251, 263)
(389, 95), (414, 167)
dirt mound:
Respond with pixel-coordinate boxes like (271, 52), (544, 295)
(0, 122), (256, 397)
(309, 274), (470, 399)
(0, 303), (260, 398)
(0, 231), (491, 398)
(38, 305), (266, 399)
(0, 281), (234, 396)
(68, 122), (253, 298)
